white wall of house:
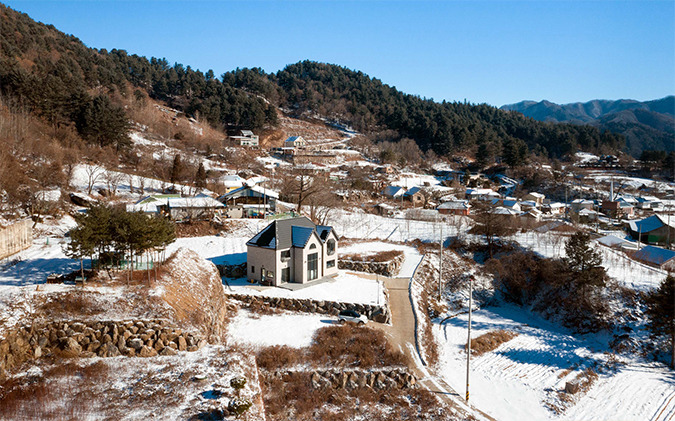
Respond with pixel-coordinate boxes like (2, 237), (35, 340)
(323, 232), (339, 277)
(294, 234), (324, 284)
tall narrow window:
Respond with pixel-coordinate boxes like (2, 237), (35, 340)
(327, 239), (336, 256)
(307, 253), (318, 281)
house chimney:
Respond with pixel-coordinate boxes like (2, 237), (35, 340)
(610, 178), (614, 201)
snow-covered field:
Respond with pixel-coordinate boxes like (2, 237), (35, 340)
(226, 271), (386, 306)
(327, 208), (470, 243)
(227, 308), (334, 348)
(436, 305), (674, 421)
(586, 170), (675, 193)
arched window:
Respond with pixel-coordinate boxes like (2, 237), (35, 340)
(310, 243), (317, 249)
(327, 239), (336, 256)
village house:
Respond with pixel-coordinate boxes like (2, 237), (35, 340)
(382, 185), (406, 199)
(570, 199), (595, 214)
(631, 245), (675, 271)
(437, 200), (471, 216)
(404, 186), (425, 206)
(636, 196), (663, 210)
(519, 208), (542, 221)
(578, 208), (599, 222)
(229, 130), (259, 147)
(375, 203), (396, 217)
(127, 194), (224, 220)
(163, 196), (225, 221)
(284, 136), (306, 149)
(491, 198), (521, 212)
(465, 188), (500, 201)
(523, 192), (545, 207)
(246, 217), (339, 286)
(601, 200), (634, 218)
(219, 174), (247, 193)
(218, 185), (279, 218)
(628, 214), (675, 246)
(127, 194), (181, 215)
(542, 202), (566, 215)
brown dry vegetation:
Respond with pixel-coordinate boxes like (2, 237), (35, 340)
(0, 361), (110, 420)
(256, 324), (408, 372)
(468, 330), (519, 356)
(260, 372), (452, 421)
(174, 219), (248, 238)
(309, 324), (408, 368)
(341, 249), (405, 263)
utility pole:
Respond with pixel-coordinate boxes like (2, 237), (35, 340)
(466, 276), (474, 402)
(439, 222), (443, 301)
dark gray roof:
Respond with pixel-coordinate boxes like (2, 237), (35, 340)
(247, 217), (320, 250)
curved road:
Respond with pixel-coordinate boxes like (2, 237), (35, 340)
(348, 271), (493, 420)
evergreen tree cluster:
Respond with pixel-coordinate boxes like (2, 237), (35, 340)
(65, 205), (176, 271)
(0, 4), (276, 147)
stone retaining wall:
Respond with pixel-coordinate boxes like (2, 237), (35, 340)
(0, 319), (204, 379)
(270, 368), (416, 390)
(227, 294), (391, 324)
(338, 253), (404, 277)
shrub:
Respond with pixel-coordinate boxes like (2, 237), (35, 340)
(229, 376), (247, 395)
(468, 330), (518, 356)
(256, 345), (299, 371)
(308, 324), (407, 368)
(227, 398), (252, 418)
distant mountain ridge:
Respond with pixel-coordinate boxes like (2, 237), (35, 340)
(501, 97), (674, 156)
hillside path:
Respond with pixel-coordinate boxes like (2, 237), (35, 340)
(347, 271), (493, 420)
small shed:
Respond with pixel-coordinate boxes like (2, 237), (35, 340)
(632, 246), (675, 271)
(437, 200), (471, 216)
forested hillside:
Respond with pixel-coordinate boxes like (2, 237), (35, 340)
(0, 3), (277, 142)
(502, 97), (675, 156)
(0, 3), (624, 163)
(226, 62), (624, 161)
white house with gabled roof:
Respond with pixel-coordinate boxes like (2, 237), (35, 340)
(246, 217), (339, 286)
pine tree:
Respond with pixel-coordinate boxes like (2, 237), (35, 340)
(565, 231), (606, 289)
(646, 275), (675, 368)
(195, 162), (207, 190)
(170, 154), (183, 185)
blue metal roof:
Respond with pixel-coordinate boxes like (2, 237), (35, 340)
(633, 245), (675, 266)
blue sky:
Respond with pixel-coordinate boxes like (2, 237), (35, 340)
(5, 0), (674, 107)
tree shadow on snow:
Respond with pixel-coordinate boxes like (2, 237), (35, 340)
(0, 257), (82, 287)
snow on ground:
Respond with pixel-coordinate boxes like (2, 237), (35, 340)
(435, 304), (673, 421)
(575, 151), (599, 164)
(326, 208), (470, 244)
(339, 240), (423, 278)
(166, 235), (248, 266)
(70, 164), (216, 202)
(226, 271), (386, 306)
(586, 170), (675, 193)
(563, 361), (675, 421)
(391, 172), (442, 189)
(0, 238), (78, 288)
(227, 308), (334, 348)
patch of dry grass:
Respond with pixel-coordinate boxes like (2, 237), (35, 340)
(259, 370), (451, 421)
(468, 330), (519, 356)
(308, 324), (408, 369)
(341, 249), (405, 263)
